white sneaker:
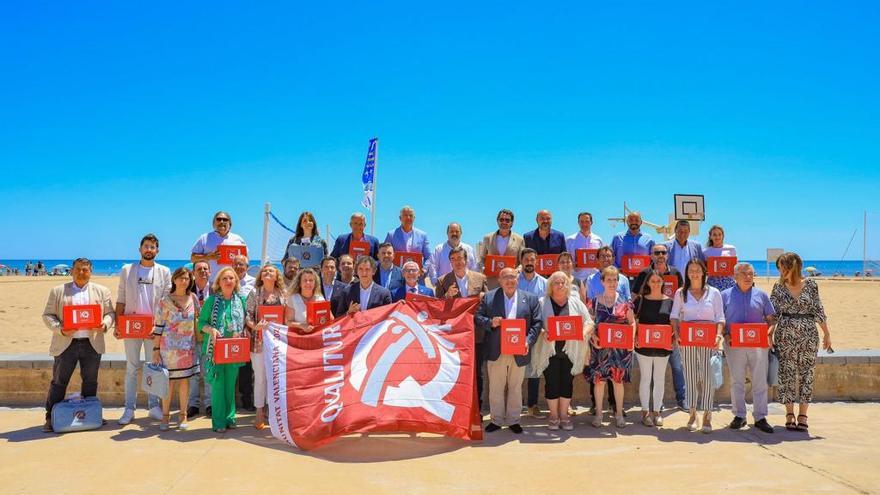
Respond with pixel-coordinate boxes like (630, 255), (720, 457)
(117, 408), (135, 425)
(148, 406), (163, 421)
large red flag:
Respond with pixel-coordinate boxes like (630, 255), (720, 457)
(263, 298), (483, 450)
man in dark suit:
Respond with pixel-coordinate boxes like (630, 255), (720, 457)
(319, 257), (349, 318)
(330, 212), (380, 260)
(475, 267), (541, 434)
(392, 261), (435, 302)
(344, 256), (392, 314)
(664, 220), (705, 277)
(373, 243), (404, 292)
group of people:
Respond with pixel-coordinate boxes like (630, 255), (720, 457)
(24, 261), (46, 276)
(41, 207), (832, 438)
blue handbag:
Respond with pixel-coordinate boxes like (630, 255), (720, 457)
(141, 363), (170, 398)
(51, 396), (103, 433)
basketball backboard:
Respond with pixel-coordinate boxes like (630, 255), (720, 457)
(674, 194), (705, 221)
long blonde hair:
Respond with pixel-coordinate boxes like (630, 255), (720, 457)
(776, 252), (804, 287)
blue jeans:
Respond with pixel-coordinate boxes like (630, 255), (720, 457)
(669, 345), (687, 407)
(187, 349), (211, 409)
(124, 338), (160, 411)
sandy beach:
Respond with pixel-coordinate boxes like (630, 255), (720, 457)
(1, 275), (878, 354)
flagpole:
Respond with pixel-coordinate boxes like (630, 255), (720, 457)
(371, 137), (378, 237)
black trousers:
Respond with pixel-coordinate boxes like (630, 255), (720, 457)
(238, 361), (254, 408)
(475, 342), (485, 408)
(544, 353), (574, 400)
(527, 377), (540, 407)
(45, 339), (101, 420)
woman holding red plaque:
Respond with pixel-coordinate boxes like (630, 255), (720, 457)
(555, 252), (586, 303)
(530, 271), (593, 431)
(633, 271), (673, 427)
(281, 211), (329, 268)
(198, 266), (247, 432)
(771, 252), (831, 432)
(285, 268), (327, 333)
(245, 264), (287, 430)
(704, 225), (737, 291)
(151, 267), (199, 431)
(587, 266), (635, 428)
(671, 259), (725, 433)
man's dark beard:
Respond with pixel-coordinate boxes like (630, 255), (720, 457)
(523, 265), (535, 273)
(142, 252), (156, 260)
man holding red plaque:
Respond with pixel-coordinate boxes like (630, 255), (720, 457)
(116, 234), (172, 426)
(721, 263), (776, 433)
(190, 211), (246, 282)
(477, 209), (525, 290)
(392, 261), (435, 302)
(427, 222), (477, 286)
(330, 212), (380, 261)
(566, 211), (604, 283)
(384, 205), (431, 272)
(664, 220), (705, 281)
(41, 258), (114, 432)
(515, 248), (548, 417)
(610, 211), (655, 283)
(475, 267), (541, 434)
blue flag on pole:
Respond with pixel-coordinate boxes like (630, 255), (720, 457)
(361, 138), (377, 209)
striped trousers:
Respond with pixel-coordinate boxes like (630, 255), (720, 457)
(681, 346), (715, 412)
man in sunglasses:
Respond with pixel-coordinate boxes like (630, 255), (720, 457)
(190, 211), (247, 282)
(477, 209), (525, 290)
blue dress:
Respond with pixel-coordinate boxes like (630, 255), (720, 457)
(585, 294), (633, 383)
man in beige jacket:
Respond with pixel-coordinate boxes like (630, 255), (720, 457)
(42, 258), (115, 432)
(477, 209), (525, 290)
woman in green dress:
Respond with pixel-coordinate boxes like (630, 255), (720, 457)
(198, 266), (247, 432)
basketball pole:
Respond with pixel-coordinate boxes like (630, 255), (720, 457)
(261, 203), (270, 266)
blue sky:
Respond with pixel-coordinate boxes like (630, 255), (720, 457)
(1, 1), (878, 261)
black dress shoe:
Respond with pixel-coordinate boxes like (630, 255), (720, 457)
(754, 418), (774, 433)
(485, 423), (501, 432)
(729, 416), (747, 430)
(187, 406), (200, 418)
(509, 424), (523, 434)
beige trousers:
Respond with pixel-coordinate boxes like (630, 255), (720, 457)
(487, 354), (526, 426)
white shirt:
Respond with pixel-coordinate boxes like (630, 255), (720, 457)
(359, 283), (374, 309)
(402, 230), (414, 251)
(495, 234), (510, 256)
(286, 293), (326, 324)
(406, 284), (419, 293)
(670, 286), (726, 323)
(134, 264), (154, 315)
(455, 273), (469, 296)
(566, 231), (604, 281)
(239, 274), (256, 297)
(71, 282), (91, 339)
(191, 230), (246, 281)
(427, 241), (477, 285)
(503, 290), (518, 319)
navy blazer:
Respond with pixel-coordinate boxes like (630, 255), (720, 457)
(392, 284), (435, 302)
(321, 279), (349, 318)
(343, 282), (392, 311)
(384, 227), (431, 266)
(475, 288), (542, 367)
(373, 265), (404, 292)
(664, 239), (705, 269)
(523, 228), (567, 255)
(330, 233), (380, 260)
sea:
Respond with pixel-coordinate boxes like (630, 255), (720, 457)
(1, 259), (877, 277)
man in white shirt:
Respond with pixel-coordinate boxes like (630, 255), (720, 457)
(427, 222), (477, 286)
(566, 211), (604, 283)
(233, 255), (256, 297)
(190, 211), (247, 281)
(115, 234), (172, 425)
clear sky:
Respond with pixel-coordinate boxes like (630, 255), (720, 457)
(1, 2), (878, 261)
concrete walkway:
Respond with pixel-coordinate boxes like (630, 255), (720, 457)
(1, 403), (877, 494)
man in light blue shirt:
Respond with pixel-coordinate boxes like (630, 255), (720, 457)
(610, 211), (654, 277)
(373, 243), (403, 292)
(586, 246), (631, 301)
(517, 248), (547, 296)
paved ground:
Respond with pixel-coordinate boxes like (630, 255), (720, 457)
(1, 403), (878, 494)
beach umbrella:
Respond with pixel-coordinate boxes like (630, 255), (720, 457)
(805, 266), (817, 272)
(51, 264), (70, 271)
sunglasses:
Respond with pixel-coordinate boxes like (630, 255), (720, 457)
(652, 251), (668, 255)
(215, 218), (230, 222)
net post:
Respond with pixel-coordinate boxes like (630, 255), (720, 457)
(261, 202), (270, 265)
